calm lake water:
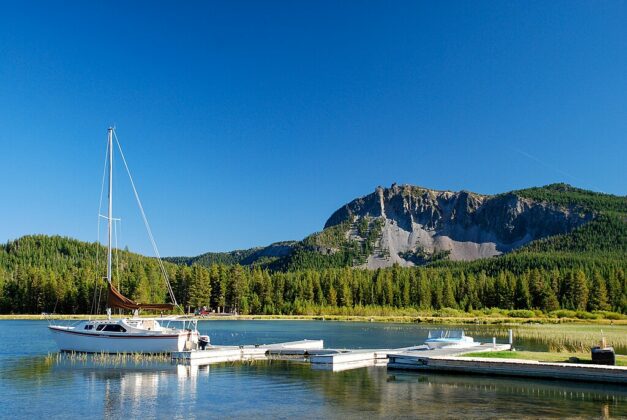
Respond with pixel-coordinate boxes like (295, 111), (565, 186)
(0, 320), (625, 419)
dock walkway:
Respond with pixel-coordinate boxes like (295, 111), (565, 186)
(171, 339), (325, 364)
(387, 345), (627, 384)
(172, 339), (627, 384)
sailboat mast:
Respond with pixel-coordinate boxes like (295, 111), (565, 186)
(107, 127), (113, 285)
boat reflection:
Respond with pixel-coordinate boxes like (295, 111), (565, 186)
(4, 356), (626, 419)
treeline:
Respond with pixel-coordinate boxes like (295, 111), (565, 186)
(171, 264), (626, 315)
(1, 236), (625, 315)
(2, 233), (627, 315)
(514, 183), (627, 215)
(0, 235), (171, 314)
(520, 214), (627, 254)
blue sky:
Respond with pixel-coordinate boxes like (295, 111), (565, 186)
(1, 1), (626, 256)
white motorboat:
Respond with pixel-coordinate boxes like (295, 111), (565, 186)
(49, 128), (201, 353)
(424, 330), (480, 349)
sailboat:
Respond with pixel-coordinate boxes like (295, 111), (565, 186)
(49, 128), (201, 353)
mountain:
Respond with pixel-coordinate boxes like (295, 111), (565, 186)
(1, 183), (625, 315)
(165, 241), (296, 267)
(322, 184), (592, 267)
(172, 183), (626, 271)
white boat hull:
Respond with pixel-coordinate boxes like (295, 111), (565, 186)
(49, 326), (195, 353)
(425, 334), (481, 349)
(425, 339), (482, 349)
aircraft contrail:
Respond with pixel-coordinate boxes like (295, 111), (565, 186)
(508, 146), (603, 193)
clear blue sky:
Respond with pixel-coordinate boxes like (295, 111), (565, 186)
(1, 1), (626, 256)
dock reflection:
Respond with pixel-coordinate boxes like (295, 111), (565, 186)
(5, 355), (626, 419)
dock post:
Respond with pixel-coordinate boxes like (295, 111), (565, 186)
(508, 329), (513, 350)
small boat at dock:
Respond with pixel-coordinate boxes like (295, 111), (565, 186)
(424, 330), (480, 349)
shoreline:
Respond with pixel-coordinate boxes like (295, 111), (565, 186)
(2, 313), (626, 325)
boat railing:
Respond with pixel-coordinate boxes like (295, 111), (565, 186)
(427, 330), (465, 339)
(160, 318), (198, 331)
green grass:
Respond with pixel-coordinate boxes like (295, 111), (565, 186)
(461, 350), (627, 366)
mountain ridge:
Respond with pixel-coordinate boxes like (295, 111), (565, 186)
(2, 183), (625, 315)
(166, 183), (626, 270)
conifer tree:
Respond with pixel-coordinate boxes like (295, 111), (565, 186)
(328, 285), (337, 306)
(442, 273), (456, 308)
(495, 272), (513, 309)
(465, 272), (479, 310)
(539, 283), (560, 312)
(606, 269), (623, 312)
(418, 271), (432, 309)
(188, 264), (211, 310)
(588, 271), (610, 311)
(514, 275), (531, 309)
(431, 279), (443, 309)
(384, 273), (394, 306)
(528, 269), (544, 308)
(571, 270), (589, 311)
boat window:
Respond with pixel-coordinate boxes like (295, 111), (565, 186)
(96, 324), (106, 331)
(102, 324), (127, 333)
(84, 325), (94, 330)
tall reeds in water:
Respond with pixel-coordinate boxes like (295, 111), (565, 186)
(482, 324), (627, 353)
(45, 351), (171, 367)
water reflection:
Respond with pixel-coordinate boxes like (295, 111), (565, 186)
(97, 365), (206, 418)
(1, 320), (626, 418)
(2, 355), (626, 418)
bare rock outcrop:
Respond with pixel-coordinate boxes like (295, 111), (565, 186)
(324, 184), (592, 268)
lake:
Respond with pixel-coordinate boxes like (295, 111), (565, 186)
(1, 320), (625, 418)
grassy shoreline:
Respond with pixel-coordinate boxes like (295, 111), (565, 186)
(2, 313), (626, 325)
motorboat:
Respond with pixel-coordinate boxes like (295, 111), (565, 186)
(424, 330), (480, 349)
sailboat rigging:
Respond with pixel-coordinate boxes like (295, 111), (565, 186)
(49, 128), (201, 353)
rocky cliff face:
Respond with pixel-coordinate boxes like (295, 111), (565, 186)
(323, 184), (592, 268)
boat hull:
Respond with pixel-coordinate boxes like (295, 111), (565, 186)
(425, 337), (481, 350)
(49, 326), (194, 353)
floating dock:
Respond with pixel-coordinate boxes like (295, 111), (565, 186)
(171, 339), (325, 364)
(172, 338), (415, 371)
(387, 345), (627, 384)
(173, 340), (511, 371)
(171, 338), (627, 384)
(309, 346), (427, 371)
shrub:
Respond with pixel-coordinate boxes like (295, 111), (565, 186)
(507, 310), (535, 318)
(575, 311), (602, 320)
(432, 307), (467, 317)
(471, 308), (509, 317)
(550, 309), (577, 318)
(594, 311), (625, 320)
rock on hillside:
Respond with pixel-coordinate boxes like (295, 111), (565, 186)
(323, 184), (592, 268)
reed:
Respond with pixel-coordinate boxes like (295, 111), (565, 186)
(481, 324), (627, 353)
(49, 351), (171, 367)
